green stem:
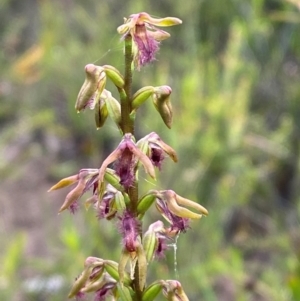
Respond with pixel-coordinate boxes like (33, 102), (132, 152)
(121, 34), (134, 134)
(122, 34), (143, 300)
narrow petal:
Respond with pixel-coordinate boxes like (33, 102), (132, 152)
(175, 194), (208, 216)
(147, 29), (170, 41)
(48, 175), (78, 192)
(139, 13), (182, 27)
(99, 148), (123, 182)
(127, 141), (156, 179)
(163, 190), (202, 219)
(118, 249), (131, 285)
(58, 178), (85, 213)
(167, 197), (202, 219)
(152, 87), (173, 129)
(137, 243), (147, 291)
(68, 264), (94, 298)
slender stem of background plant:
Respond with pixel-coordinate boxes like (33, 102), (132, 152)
(122, 34), (142, 300)
(121, 34), (134, 135)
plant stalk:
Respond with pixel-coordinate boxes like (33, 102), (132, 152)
(121, 34), (134, 135)
(122, 33), (143, 300)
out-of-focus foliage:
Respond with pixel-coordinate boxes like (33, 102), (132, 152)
(1, 0), (300, 300)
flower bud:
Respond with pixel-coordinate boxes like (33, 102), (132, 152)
(104, 260), (131, 285)
(94, 97), (108, 129)
(123, 192), (130, 206)
(137, 191), (157, 217)
(114, 191), (126, 213)
(103, 65), (125, 88)
(142, 227), (157, 262)
(162, 280), (189, 301)
(103, 168), (124, 192)
(84, 257), (103, 268)
(143, 221), (167, 262)
(75, 64), (106, 112)
(103, 90), (121, 128)
(68, 264), (94, 298)
(152, 86), (173, 129)
(116, 283), (133, 301)
(142, 281), (163, 301)
(131, 86), (154, 111)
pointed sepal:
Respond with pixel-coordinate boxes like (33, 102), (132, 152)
(152, 86), (173, 129)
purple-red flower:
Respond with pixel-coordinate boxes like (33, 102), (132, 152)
(155, 190), (208, 234)
(156, 197), (190, 233)
(137, 132), (178, 170)
(48, 169), (99, 213)
(99, 133), (156, 189)
(117, 12), (182, 70)
(68, 257), (121, 301)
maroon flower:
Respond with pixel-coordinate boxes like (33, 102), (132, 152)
(137, 132), (178, 171)
(114, 147), (136, 188)
(154, 190), (208, 234)
(48, 169), (99, 214)
(117, 12), (182, 70)
(99, 133), (155, 190)
(156, 198), (190, 234)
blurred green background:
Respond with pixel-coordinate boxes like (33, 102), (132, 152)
(1, 0), (300, 300)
